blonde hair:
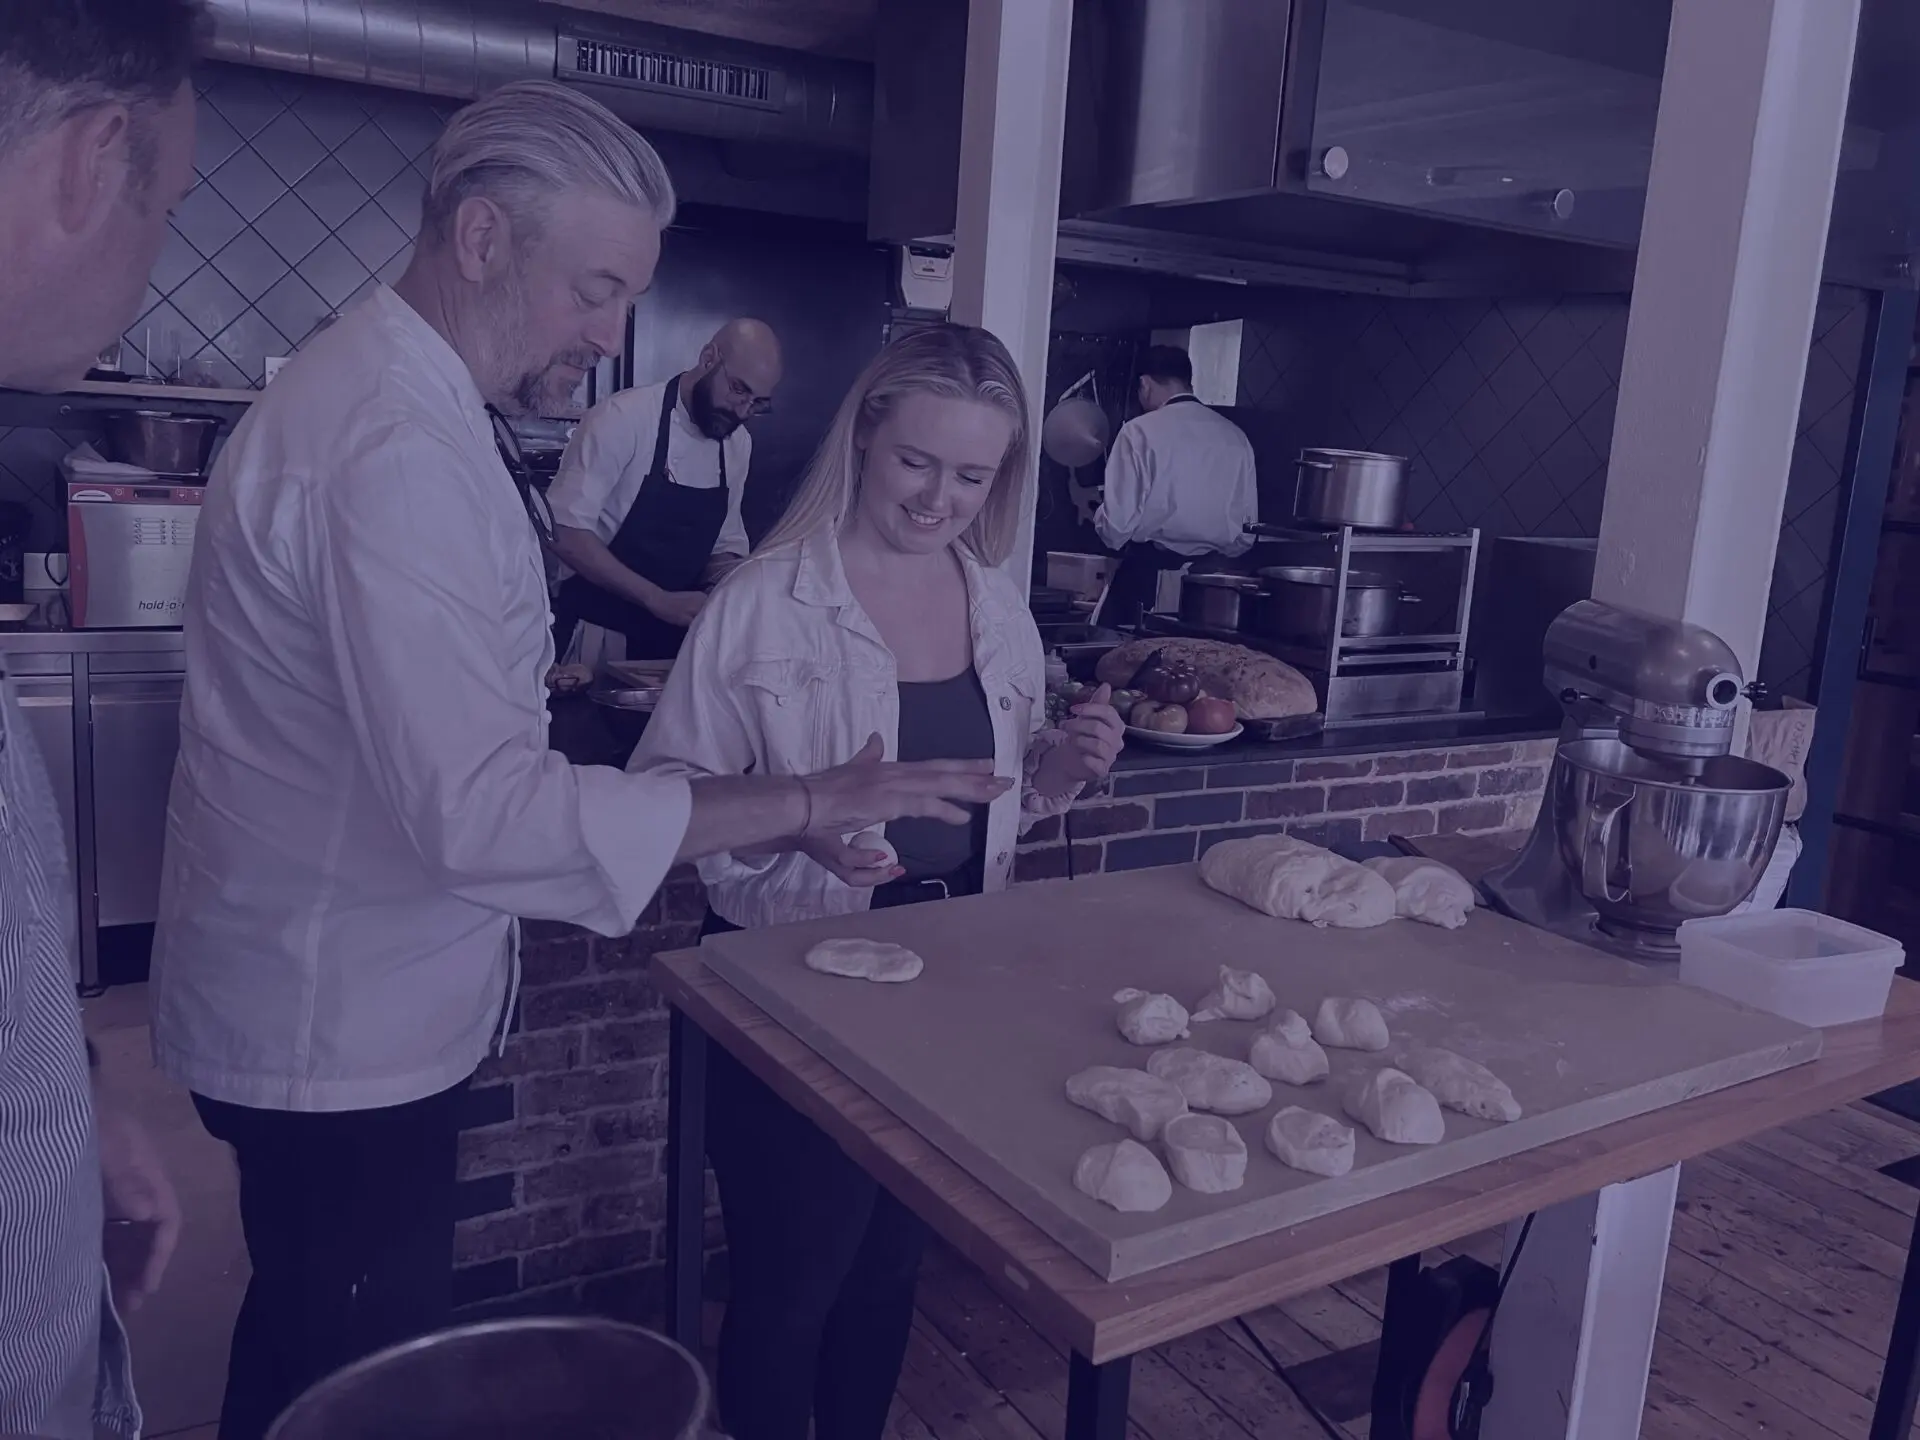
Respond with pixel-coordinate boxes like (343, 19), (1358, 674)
(423, 79), (676, 241)
(757, 324), (1032, 566)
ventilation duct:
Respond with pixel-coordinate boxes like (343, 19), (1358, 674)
(199, 0), (872, 154)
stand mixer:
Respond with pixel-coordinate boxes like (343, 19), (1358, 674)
(1484, 599), (1792, 959)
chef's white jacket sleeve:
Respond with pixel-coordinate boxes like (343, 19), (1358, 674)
(1094, 423), (1149, 551)
(547, 403), (634, 541)
(1226, 442), (1258, 557)
(307, 419), (689, 934)
(626, 591), (781, 886)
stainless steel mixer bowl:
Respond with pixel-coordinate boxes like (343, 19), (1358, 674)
(1552, 737), (1789, 951)
(265, 1317), (711, 1440)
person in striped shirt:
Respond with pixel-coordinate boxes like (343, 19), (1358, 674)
(0, 2), (200, 1434)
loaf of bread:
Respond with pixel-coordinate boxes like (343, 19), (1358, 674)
(1097, 639), (1317, 720)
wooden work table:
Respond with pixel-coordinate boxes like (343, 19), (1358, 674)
(653, 953), (1920, 1438)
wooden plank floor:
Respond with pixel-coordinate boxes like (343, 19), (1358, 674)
(882, 1102), (1920, 1440)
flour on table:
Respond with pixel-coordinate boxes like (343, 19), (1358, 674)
(1248, 1010), (1330, 1085)
(803, 938), (923, 983)
(1345, 1068), (1445, 1145)
(1113, 989), (1190, 1045)
(1199, 835), (1392, 928)
(1265, 1107), (1355, 1178)
(1398, 1046), (1521, 1122)
(1161, 1113), (1249, 1194)
(1191, 966), (1277, 1023)
(1312, 996), (1390, 1052)
(1362, 856), (1476, 929)
(1072, 1139), (1173, 1213)
(1145, 1047), (1273, 1115)
(1065, 1066), (1189, 1142)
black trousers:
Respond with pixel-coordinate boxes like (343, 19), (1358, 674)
(702, 867), (979, 1440)
(1094, 540), (1194, 631)
(192, 1077), (472, 1440)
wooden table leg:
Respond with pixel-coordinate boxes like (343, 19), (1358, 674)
(1870, 1198), (1920, 1439)
(1065, 1352), (1131, 1440)
(664, 1007), (709, 1351)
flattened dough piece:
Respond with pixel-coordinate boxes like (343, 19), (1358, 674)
(1249, 1010), (1330, 1085)
(1065, 1066), (1190, 1142)
(1265, 1106), (1356, 1178)
(1345, 1067), (1445, 1145)
(1072, 1139), (1173, 1213)
(1113, 988), (1190, 1045)
(1199, 834), (1395, 927)
(1162, 1113), (1249, 1194)
(1145, 1047), (1274, 1116)
(1191, 966), (1278, 1023)
(1362, 856), (1476, 929)
(1399, 1046), (1521, 1122)
(1313, 996), (1390, 1052)
(804, 938), (923, 983)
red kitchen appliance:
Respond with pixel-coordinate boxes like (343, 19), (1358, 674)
(66, 478), (202, 627)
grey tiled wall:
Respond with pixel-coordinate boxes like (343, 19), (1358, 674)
(1234, 287), (1870, 699)
(0, 64), (448, 552)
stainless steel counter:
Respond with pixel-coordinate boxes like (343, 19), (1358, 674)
(4, 620), (183, 989)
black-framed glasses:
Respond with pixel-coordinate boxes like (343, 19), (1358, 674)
(713, 359), (775, 419)
(486, 405), (556, 548)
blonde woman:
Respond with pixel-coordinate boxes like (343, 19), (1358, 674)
(631, 324), (1122, 1440)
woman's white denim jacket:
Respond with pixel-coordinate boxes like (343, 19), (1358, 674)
(628, 529), (1079, 928)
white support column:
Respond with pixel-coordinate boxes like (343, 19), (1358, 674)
(949, 0), (1073, 592)
(1482, 1166), (1681, 1440)
(1594, 0), (1862, 673)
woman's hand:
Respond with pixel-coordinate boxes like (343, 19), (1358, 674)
(1034, 683), (1126, 795)
(798, 832), (904, 886)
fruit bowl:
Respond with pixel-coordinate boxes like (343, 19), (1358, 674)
(1123, 722), (1244, 750)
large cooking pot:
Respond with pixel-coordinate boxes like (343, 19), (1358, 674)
(1552, 737), (1789, 951)
(266, 1318), (710, 1440)
(1179, 572), (1258, 630)
(1295, 448), (1408, 529)
(102, 410), (220, 477)
(1252, 565), (1408, 639)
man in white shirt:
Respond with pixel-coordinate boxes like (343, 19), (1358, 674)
(549, 318), (782, 659)
(1093, 344), (1258, 629)
(153, 81), (1006, 1440)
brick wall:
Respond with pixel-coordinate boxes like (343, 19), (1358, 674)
(457, 739), (1553, 1312)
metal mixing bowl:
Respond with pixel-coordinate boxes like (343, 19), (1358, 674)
(1552, 737), (1789, 953)
(264, 1317), (711, 1440)
(101, 410), (221, 476)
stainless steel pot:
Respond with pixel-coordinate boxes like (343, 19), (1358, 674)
(1252, 565), (1407, 639)
(1295, 448), (1408, 529)
(1179, 572), (1257, 630)
(265, 1318), (711, 1440)
(101, 410), (220, 477)
(1552, 737), (1789, 950)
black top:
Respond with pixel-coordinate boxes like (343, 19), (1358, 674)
(889, 667), (995, 879)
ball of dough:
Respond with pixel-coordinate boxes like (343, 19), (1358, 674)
(1312, 996), (1389, 1051)
(1398, 1046), (1521, 1122)
(1113, 988), (1190, 1045)
(1265, 1106), (1356, 1177)
(1065, 1066), (1189, 1142)
(1249, 1011), (1330, 1085)
(804, 938), (923, 983)
(1162, 1113), (1249, 1194)
(1362, 856), (1475, 929)
(1191, 966), (1278, 1023)
(1073, 1139), (1173, 1213)
(1345, 1067), (1445, 1145)
(1145, 1047), (1273, 1115)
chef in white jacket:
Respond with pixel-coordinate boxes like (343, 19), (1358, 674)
(1093, 344), (1258, 629)
(151, 82), (1007, 1440)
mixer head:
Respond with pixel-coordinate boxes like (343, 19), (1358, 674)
(1542, 600), (1745, 764)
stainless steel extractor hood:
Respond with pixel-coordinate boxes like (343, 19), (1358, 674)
(199, 0), (872, 154)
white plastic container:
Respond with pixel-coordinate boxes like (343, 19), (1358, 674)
(1678, 908), (1903, 1028)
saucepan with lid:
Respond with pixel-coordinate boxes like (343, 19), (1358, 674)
(1293, 448), (1408, 529)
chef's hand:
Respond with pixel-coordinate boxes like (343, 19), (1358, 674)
(799, 734), (1010, 835)
(1036, 683), (1125, 794)
(96, 1101), (180, 1312)
(648, 589), (707, 629)
(798, 833), (904, 886)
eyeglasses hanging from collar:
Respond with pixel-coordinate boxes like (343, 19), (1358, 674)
(486, 404), (556, 549)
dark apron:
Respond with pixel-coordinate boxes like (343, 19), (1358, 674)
(1092, 395), (1220, 632)
(553, 382), (728, 660)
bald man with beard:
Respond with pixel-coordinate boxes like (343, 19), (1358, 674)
(549, 318), (784, 659)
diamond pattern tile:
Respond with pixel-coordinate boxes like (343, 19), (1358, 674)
(212, 228), (290, 304)
(334, 121), (408, 196)
(336, 200), (408, 274)
(254, 193), (329, 267)
(171, 181), (246, 259)
(294, 157), (370, 229)
(252, 110), (327, 187)
(169, 264), (250, 341)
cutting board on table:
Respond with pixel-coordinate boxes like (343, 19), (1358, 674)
(696, 865), (1819, 1281)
